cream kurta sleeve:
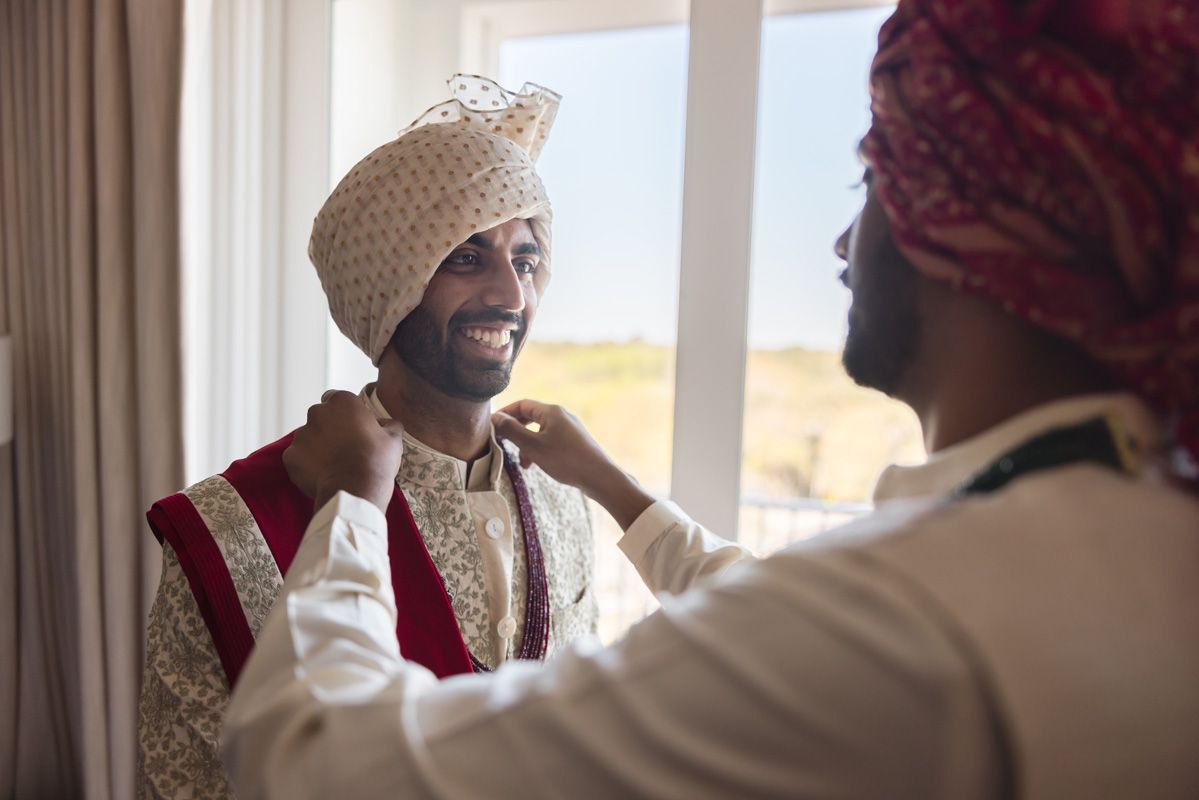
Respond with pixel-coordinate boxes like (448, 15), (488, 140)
(223, 492), (1004, 800)
(618, 499), (756, 594)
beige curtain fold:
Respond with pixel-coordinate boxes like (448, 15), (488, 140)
(0, 1), (184, 797)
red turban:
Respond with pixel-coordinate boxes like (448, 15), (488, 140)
(863, 0), (1199, 464)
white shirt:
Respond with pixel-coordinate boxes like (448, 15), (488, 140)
(221, 394), (1199, 799)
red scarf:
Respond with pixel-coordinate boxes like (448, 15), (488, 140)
(147, 432), (473, 686)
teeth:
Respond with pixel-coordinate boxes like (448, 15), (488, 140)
(464, 327), (511, 348)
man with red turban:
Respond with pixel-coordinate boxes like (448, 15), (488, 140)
(859, 0), (1199, 461)
(221, 2), (1199, 797)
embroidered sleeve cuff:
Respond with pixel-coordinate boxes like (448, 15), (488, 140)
(618, 499), (691, 564)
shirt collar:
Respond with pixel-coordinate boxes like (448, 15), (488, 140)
(872, 393), (1164, 503)
(360, 384), (503, 491)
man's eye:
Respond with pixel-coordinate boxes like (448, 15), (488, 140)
(514, 260), (538, 275)
(444, 252), (479, 266)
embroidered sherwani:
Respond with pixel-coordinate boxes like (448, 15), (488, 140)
(136, 388), (596, 799)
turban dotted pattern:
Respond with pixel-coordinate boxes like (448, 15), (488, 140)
(863, 0), (1199, 461)
(309, 75), (559, 364)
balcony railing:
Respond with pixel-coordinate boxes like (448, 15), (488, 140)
(737, 494), (871, 556)
(595, 494), (873, 643)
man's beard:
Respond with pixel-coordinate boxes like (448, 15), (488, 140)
(391, 306), (525, 402)
(840, 256), (922, 399)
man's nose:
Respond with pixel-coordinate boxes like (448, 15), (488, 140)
(834, 224), (851, 261)
(482, 259), (526, 311)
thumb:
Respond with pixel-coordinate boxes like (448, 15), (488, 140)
(378, 417), (406, 438)
(493, 411), (534, 447)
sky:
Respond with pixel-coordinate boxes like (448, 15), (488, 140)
(498, 6), (894, 352)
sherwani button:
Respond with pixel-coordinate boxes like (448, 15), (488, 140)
(485, 517), (504, 538)
(497, 615), (517, 639)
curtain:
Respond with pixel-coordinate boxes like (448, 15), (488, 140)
(0, 0), (184, 797)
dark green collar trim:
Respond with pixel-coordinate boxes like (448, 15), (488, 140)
(952, 414), (1137, 499)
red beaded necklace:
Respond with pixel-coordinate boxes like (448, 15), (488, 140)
(464, 436), (549, 672)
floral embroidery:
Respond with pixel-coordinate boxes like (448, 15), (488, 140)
(189, 476), (283, 636)
(137, 542), (232, 799)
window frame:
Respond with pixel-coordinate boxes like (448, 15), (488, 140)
(457, 0), (892, 536)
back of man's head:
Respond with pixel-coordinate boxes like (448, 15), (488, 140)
(862, 0), (1199, 463)
(308, 76), (559, 366)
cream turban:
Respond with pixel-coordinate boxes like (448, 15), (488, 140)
(309, 75), (559, 364)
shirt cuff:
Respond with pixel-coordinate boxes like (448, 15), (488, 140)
(288, 489), (393, 602)
(292, 490), (390, 583)
(618, 499), (691, 564)
(310, 489), (389, 537)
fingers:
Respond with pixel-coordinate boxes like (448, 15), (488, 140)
(321, 389), (404, 439)
(378, 417), (406, 439)
(303, 391), (403, 449)
(491, 410), (517, 431)
(310, 390), (358, 422)
(497, 417), (536, 470)
(320, 389), (358, 405)
(495, 398), (549, 426)
(290, 389), (405, 512)
(492, 411), (533, 447)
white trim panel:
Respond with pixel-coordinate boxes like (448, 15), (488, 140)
(670, 0), (763, 537)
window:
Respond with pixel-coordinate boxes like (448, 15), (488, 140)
(739, 4), (923, 556)
(188, 0), (922, 642)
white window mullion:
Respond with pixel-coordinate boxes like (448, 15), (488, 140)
(670, 0), (763, 538)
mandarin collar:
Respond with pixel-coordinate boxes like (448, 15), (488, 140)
(871, 393), (1164, 503)
(361, 384), (503, 491)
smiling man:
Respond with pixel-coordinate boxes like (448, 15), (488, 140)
(135, 76), (597, 800)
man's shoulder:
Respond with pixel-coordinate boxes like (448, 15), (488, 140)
(793, 464), (1199, 563)
(147, 430), (310, 582)
(146, 437), (296, 671)
(819, 468), (1199, 786)
(154, 430), (310, 521)
(875, 463), (1199, 558)
(773, 465), (1199, 649)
